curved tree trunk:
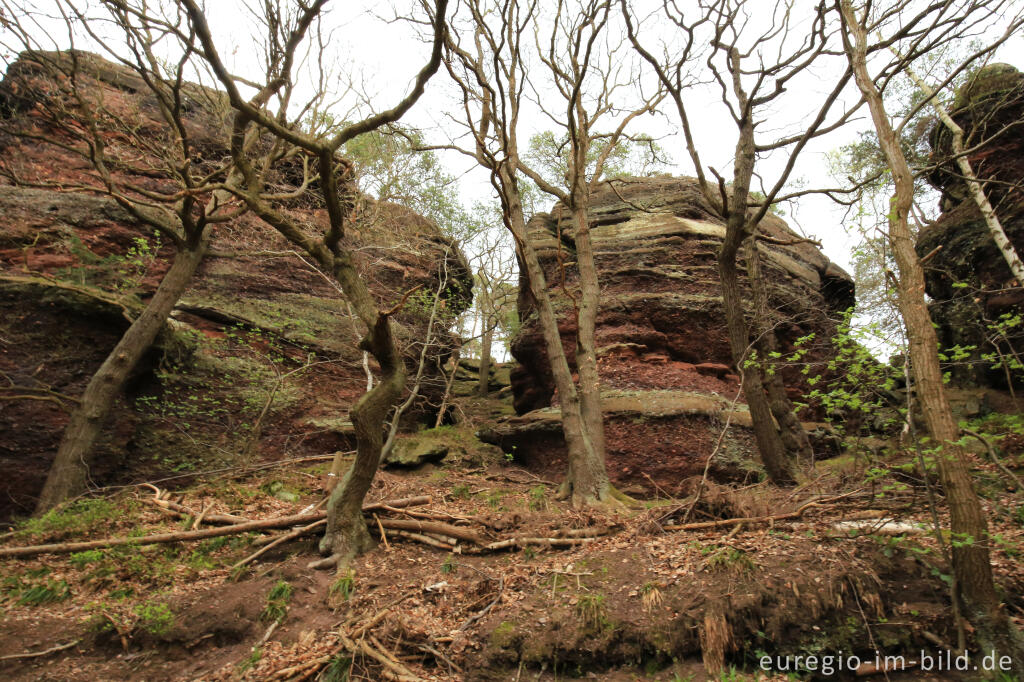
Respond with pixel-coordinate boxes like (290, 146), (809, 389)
(318, 311), (405, 569)
(35, 235), (209, 513)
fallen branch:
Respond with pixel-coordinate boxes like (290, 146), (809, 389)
(1, 496), (433, 559)
(362, 496), (433, 513)
(376, 518), (486, 545)
(663, 491), (862, 532)
(339, 632), (424, 682)
(378, 529), (455, 550)
(375, 504), (469, 522)
(473, 536), (600, 552)
(0, 639), (79, 661)
(141, 484), (250, 525)
(229, 519), (328, 573)
(251, 495), (431, 547)
(0, 512), (327, 558)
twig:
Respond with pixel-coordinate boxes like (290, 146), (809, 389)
(418, 643), (462, 674)
(962, 427), (1022, 491)
(0, 639), (79, 661)
(191, 502), (212, 530)
(254, 620), (280, 649)
(374, 514), (390, 550)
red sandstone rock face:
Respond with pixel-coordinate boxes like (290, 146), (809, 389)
(492, 177), (853, 495)
(0, 52), (470, 519)
(917, 64), (1024, 390)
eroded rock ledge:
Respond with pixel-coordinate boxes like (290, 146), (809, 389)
(501, 176), (852, 495)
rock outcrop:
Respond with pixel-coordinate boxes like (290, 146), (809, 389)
(917, 63), (1024, 389)
(0, 52), (471, 519)
(489, 177), (853, 495)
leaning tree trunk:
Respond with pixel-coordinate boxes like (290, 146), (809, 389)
(842, 3), (1024, 664)
(317, 262), (406, 570)
(35, 236), (209, 513)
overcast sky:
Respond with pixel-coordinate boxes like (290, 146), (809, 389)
(308, 0), (1024, 274)
(5, 0), (1024, 278)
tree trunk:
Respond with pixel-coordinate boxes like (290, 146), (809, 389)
(35, 236), (209, 514)
(567, 198), (612, 502)
(842, 3), (1024, 664)
(745, 235), (813, 464)
(319, 303), (405, 570)
(498, 166), (609, 505)
(717, 122), (796, 486)
(721, 232), (796, 488)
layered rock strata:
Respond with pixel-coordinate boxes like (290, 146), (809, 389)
(491, 176), (853, 495)
(0, 52), (471, 518)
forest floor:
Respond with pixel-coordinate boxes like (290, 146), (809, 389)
(2, 396), (1024, 681)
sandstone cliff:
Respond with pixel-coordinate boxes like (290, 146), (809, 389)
(0, 52), (471, 518)
(487, 177), (853, 495)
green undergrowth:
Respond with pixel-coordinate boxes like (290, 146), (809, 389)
(2, 567), (71, 606)
(15, 497), (121, 540)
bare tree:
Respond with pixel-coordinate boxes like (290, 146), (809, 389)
(518, 0), (664, 499)
(837, 0), (1024, 664)
(438, 0), (657, 504)
(438, 0), (602, 505)
(176, 0), (450, 571)
(469, 222), (517, 397)
(624, 0), (860, 484)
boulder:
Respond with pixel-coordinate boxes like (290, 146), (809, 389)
(383, 438), (450, 468)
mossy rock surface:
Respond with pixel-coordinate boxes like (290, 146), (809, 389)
(383, 436), (450, 468)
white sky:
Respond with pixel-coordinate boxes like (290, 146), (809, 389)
(6, 1), (1024, 278)
(315, 0), (1024, 275)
